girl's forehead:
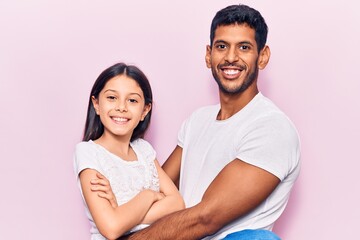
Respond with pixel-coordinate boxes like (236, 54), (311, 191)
(105, 75), (139, 87)
(103, 75), (143, 94)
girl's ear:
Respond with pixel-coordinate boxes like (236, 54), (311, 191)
(141, 103), (152, 121)
(258, 45), (271, 70)
(91, 96), (100, 115)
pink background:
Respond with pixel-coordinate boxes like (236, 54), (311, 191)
(1, 0), (359, 239)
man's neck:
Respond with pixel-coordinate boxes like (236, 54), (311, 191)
(217, 87), (259, 120)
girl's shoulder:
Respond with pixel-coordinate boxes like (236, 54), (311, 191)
(131, 138), (153, 149)
(75, 140), (97, 153)
(131, 138), (156, 161)
(73, 140), (103, 175)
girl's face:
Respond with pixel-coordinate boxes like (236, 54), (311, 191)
(92, 75), (151, 141)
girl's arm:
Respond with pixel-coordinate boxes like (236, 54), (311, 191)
(79, 168), (163, 240)
(141, 159), (185, 224)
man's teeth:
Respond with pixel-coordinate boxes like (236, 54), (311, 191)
(112, 117), (128, 122)
(224, 69), (240, 75)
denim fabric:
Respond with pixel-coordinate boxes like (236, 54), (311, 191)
(222, 229), (281, 240)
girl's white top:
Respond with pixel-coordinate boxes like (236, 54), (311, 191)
(74, 138), (160, 239)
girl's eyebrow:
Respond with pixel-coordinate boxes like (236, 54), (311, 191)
(129, 92), (143, 98)
(104, 89), (143, 98)
(103, 89), (117, 93)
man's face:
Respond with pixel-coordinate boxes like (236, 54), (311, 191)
(206, 24), (263, 95)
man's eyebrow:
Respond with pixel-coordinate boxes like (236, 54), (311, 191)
(238, 41), (254, 46)
(213, 40), (254, 47)
(214, 40), (228, 44)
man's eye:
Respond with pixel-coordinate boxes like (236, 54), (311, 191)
(240, 45), (250, 50)
(216, 44), (226, 49)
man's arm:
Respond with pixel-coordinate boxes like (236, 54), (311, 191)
(122, 159), (280, 240)
(162, 145), (182, 188)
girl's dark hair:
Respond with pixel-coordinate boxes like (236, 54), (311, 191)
(210, 4), (268, 53)
(82, 62), (153, 142)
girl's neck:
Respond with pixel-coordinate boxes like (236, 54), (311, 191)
(94, 134), (137, 161)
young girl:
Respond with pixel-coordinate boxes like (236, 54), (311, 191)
(74, 63), (184, 240)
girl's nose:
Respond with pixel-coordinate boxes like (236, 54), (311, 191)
(115, 102), (127, 112)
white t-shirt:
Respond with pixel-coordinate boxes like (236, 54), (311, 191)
(178, 92), (301, 240)
(73, 138), (160, 240)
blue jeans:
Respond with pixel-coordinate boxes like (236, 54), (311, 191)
(222, 229), (281, 240)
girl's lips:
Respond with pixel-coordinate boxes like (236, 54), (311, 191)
(111, 116), (129, 123)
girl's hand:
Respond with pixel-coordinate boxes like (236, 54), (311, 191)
(90, 172), (118, 208)
(142, 189), (165, 202)
(153, 191), (165, 202)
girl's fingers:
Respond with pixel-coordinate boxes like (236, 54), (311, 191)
(97, 192), (113, 201)
(91, 185), (111, 192)
(97, 192), (110, 199)
(97, 192), (118, 208)
(91, 172), (117, 208)
(96, 172), (106, 180)
(90, 178), (110, 186)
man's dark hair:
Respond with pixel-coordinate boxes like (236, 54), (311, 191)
(210, 4), (268, 52)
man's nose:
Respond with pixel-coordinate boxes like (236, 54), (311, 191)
(225, 47), (239, 63)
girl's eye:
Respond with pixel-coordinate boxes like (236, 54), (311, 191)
(107, 96), (116, 100)
(129, 99), (138, 103)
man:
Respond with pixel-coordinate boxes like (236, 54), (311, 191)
(122, 4), (300, 239)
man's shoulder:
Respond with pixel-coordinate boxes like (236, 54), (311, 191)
(253, 93), (293, 122)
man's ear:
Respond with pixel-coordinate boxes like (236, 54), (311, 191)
(258, 45), (271, 70)
(141, 103), (152, 121)
(91, 96), (99, 115)
(205, 45), (212, 68)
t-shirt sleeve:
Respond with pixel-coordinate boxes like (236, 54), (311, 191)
(177, 117), (191, 148)
(235, 114), (300, 181)
(73, 141), (102, 177)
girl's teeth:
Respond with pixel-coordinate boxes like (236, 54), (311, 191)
(113, 117), (127, 122)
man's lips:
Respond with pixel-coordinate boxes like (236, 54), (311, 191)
(219, 63), (246, 79)
(223, 68), (241, 75)
(220, 65), (244, 79)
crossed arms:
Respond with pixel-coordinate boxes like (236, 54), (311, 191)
(119, 145), (280, 240)
(79, 160), (184, 240)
